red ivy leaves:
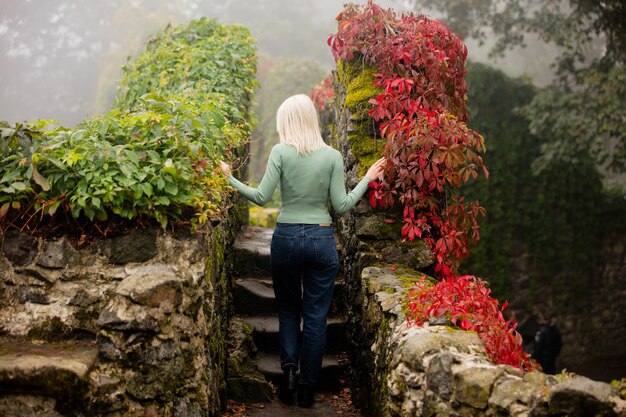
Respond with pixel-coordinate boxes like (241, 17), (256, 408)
(328, 1), (488, 277)
(407, 275), (534, 370)
(324, 2), (532, 371)
(311, 74), (335, 111)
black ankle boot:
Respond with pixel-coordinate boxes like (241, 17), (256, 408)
(297, 384), (314, 408)
(278, 366), (297, 404)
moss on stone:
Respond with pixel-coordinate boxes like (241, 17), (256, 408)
(336, 60), (386, 176)
(27, 317), (74, 342)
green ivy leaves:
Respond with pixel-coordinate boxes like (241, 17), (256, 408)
(0, 18), (256, 231)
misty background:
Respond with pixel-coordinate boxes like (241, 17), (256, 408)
(0, 0), (559, 127)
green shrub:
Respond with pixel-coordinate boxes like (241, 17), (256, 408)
(0, 18), (256, 233)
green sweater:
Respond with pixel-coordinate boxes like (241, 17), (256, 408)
(228, 143), (372, 224)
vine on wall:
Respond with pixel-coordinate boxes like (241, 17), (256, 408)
(317, 1), (534, 369)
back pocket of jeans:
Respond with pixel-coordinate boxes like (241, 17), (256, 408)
(312, 236), (339, 265)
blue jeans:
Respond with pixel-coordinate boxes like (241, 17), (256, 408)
(270, 223), (340, 386)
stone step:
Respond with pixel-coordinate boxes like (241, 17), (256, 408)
(0, 339), (97, 400)
(233, 227), (273, 276)
(255, 352), (342, 392)
(234, 279), (277, 316)
(233, 279), (347, 316)
(242, 316), (346, 355)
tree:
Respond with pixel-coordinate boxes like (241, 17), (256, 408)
(404, 0), (626, 185)
(403, 0), (625, 73)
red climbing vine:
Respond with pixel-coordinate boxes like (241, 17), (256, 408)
(328, 1), (487, 276)
(323, 1), (534, 369)
(311, 74), (335, 111)
(407, 275), (533, 369)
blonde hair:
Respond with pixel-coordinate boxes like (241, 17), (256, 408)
(276, 94), (326, 155)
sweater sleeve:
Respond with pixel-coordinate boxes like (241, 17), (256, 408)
(329, 152), (372, 215)
(227, 145), (282, 206)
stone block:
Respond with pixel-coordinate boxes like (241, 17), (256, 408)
(98, 229), (158, 265)
(356, 213), (400, 240)
(226, 376), (273, 403)
(0, 340), (97, 398)
(548, 376), (619, 417)
(489, 377), (536, 411)
(2, 231), (38, 266)
(68, 289), (100, 307)
(426, 352), (454, 400)
(36, 238), (76, 269)
(380, 239), (435, 270)
(453, 366), (503, 409)
(17, 287), (51, 305)
(398, 329), (485, 373)
(96, 298), (161, 333)
(115, 264), (182, 311)
(15, 267), (60, 284)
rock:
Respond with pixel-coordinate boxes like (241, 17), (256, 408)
(173, 398), (204, 417)
(361, 266), (405, 294)
(489, 377), (536, 411)
(96, 298), (161, 332)
(226, 376), (273, 403)
(2, 231), (38, 266)
(548, 376), (618, 417)
(126, 373), (161, 400)
(15, 267), (60, 285)
(98, 228), (158, 265)
(0, 395), (63, 417)
(0, 340), (97, 398)
(380, 240), (435, 269)
(36, 238), (76, 269)
(68, 289), (99, 307)
(356, 214), (400, 240)
(426, 352), (454, 400)
(398, 329), (485, 373)
(115, 264), (182, 311)
(93, 373), (121, 395)
(17, 287), (51, 305)
(454, 367), (503, 409)
(97, 332), (124, 362)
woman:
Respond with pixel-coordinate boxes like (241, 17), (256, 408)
(220, 94), (385, 407)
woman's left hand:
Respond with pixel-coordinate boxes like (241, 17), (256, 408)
(219, 160), (232, 177)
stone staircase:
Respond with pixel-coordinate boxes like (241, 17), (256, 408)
(0, 339), (98, 416)
(229, 226), (347, 398)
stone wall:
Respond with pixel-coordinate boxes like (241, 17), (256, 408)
(0, 202), (245, 416)
(355, 265), (626, 417)
(324, 66), (626, 417)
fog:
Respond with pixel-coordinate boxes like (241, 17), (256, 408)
(0, 0), (558, 126)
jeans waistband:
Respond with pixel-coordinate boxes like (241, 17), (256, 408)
(274, 223), (334, 237)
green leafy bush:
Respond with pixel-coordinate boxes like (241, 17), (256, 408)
(0, 18), (256, 233)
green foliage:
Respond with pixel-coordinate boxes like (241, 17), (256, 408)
(523, 66), (626, 177)
(405, 0), (626, 73)
(461, 62), (626, 307)
(405, 0), (626, 181)
(0, 18), (257, 233)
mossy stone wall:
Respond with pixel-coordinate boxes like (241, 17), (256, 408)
(0, 197), (246, 416)
(323, 62), (626, 417)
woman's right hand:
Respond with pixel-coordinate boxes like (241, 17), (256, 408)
(365, 157), (386, 180)
(219, 160), (232, 177)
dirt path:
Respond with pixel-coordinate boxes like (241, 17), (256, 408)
(224, 387), (361, 417)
